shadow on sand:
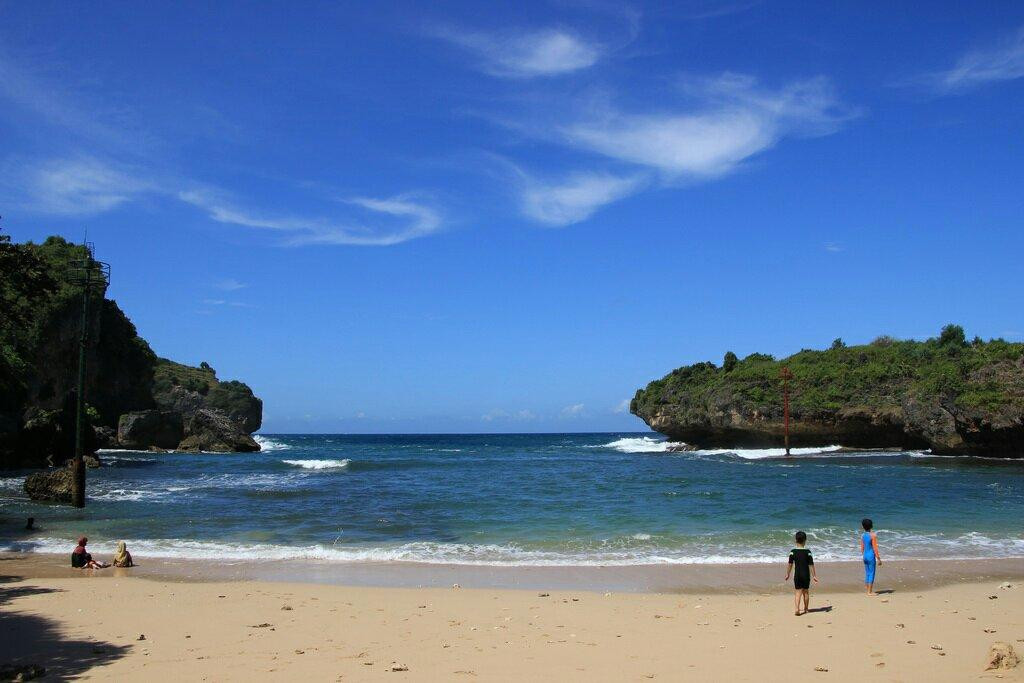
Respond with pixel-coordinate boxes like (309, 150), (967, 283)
(0, 574), (130, 680)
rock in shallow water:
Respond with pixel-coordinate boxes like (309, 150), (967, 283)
(23, 467), (74, 503)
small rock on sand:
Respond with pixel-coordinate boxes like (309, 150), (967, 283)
(931, 645), (943, 651)
(984, 643), (1020, 671)
(281, 605), (293, 611)
(999, 582), (1014, 590)
(813, 666), (828, 672)
(137, 634), (146, 641)
(392, 664), (409, 672)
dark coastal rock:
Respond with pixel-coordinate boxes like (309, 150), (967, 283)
(84, 453), (102, 468)
(152, 363), (263, 433)
(24, 467), (74, 503)
(1, 236), (265, 472)
(632, 329), (1024, 458)
(665, 442), (698, 452)
(117, 410), (184, 449)
(94, 425), (118, 449)
(177, 408), (259, 452)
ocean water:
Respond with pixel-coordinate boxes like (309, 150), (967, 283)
(2, 433), (1023, 566)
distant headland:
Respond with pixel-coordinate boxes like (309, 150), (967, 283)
(0, 234), (263, 473)
(631, 326), (1024, 458)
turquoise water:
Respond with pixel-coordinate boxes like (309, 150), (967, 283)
(2, 433), (1023, 565)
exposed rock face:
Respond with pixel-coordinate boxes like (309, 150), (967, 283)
(24, 467), (74, 503)
(94, 425), (117, 449)
(117, 410), (184, 450)
(0, 236), (264, 469)
(632, 333), (1024, 458)
(177, 409), (260, 453)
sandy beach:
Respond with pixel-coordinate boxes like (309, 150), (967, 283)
(2, 555), (1022, 681)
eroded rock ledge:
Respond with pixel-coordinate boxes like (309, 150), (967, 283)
(631, 327), (1024, 458)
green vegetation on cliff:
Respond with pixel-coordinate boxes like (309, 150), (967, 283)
(1, 231), (263, 466)
(631, 325), (1024, 456)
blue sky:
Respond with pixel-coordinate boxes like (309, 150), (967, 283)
(2, 2), (1023, 433)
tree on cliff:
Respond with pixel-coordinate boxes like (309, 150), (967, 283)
(723, 351), (738, 373)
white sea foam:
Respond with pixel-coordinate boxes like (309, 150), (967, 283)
(599, 437), (674, 453)
(282, 459), (351, 470)
(695, 445), (845, 460)
(5, 531), (1024, 567)
(254, 435), (290, 451)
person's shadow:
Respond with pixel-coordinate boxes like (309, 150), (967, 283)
(876, 589), (895, 595)
(806, 605), (833, 613)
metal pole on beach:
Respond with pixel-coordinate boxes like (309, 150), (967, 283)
(68, 244), (111, 508)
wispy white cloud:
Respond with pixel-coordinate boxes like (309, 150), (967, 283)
(433, 27), (603, 78)
(178, 190), (443, 247)
(824, 242), (843, 253)
(560, 403), (586, 418)
(561, 75), (848, 179)
(932, 25), (1024, 93)
(8, 157), (153, 215)
(201, 298), (254, 308)
(0, 52), (155, 152)
(613, 398), (631, 414)
(481, 408), (538, 422)
(214, 278), (247, 291)
(520, 170), (645, 226)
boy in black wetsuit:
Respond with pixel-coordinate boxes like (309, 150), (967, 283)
(784, 531), (818, 616)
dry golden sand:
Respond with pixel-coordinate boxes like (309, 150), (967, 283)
(2, 560), (1023, 681)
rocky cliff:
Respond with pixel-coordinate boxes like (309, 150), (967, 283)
(631, 326), (1024, 457)
(0, 233), (263, 468)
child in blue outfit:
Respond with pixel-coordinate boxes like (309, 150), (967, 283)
(860, 518), (882, 595)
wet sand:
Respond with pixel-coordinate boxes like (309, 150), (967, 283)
(1, 553), (1023, 680)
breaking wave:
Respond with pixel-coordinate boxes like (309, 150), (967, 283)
(5, 529), (1023, 567)
(254, 435), (290, 451)
(282, 459), (351, 470)
(599, 437), (674, 453)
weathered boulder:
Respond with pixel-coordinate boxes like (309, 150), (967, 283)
(93, 425), (118, 449)
(24, 467), (74, 503)
(117, 410), (184, 449)
(177, 408), (259, 452)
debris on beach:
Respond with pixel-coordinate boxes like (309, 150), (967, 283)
(999, 582), (1014, 590)
(984, 643), (1020, 671)
(281, 605), (293, 611)
(813, 666), (828, 672)
(391, 663), (409, 672)
(137, 634), (146, 641)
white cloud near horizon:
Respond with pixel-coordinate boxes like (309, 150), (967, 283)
(433, 26), (603, 77)
(932, 25), (1024, 92)
(613, 398), (631, 414)
(560, 403), (586, 418)
(561, 75), (848, 179)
